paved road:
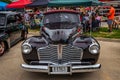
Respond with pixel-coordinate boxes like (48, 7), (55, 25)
(0, 36), (120, 80)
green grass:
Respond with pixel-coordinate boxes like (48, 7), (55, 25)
(28, 27), (40, 32)
(29, 27), (120, 39)
(89, 27), (120, 39)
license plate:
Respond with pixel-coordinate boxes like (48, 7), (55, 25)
(51, 66), (68, 72)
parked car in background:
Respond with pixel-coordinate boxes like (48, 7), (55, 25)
(21, 10), (101, 75)
(0, 11), (28, 56)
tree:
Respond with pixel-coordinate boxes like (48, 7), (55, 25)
(1, 0), (11, 3)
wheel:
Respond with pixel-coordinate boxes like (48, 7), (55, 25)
(0, 42), (6, 56)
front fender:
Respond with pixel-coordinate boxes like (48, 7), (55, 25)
(22, 36), (48, 64)
(0, 33), (10, 49)
(72, 36), (100, 64)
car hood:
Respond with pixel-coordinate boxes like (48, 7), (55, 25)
(43, 27), (77, 43)
(43, 22), (80, 44)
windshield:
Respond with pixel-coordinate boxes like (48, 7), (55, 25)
(0, 14), (6, 26)
(43, 13), (79, 24)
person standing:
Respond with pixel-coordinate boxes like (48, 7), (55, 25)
(24, 11), (30, 27)
(107, 5), (115, 32)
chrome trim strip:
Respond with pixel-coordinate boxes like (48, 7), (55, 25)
(72, 31), (81, 38)
(38, 46), (49, 50)
(80, 49), (83, 60)
(63, 62), (82, 65)
(42, 37), (49, 44)
(38, 61), (57, 65)
(37, 49), (41, 61)
(37, 50), (41, 60)
(57, 44), (63, 59)
(49, 44), (67, 47)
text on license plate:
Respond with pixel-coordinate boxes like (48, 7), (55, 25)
(51, 66), (68, 72)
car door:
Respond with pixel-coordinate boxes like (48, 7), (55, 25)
(6, 14), (22, 45)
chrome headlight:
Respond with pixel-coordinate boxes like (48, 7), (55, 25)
(89, 44), (99, 54)
(22, 44), (32, 54)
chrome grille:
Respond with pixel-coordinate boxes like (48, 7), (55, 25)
(37, 45), (83, 64)
(38, 46), (58, 63)
(62, 45), (83, 63)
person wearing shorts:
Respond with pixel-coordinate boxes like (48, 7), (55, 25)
(107, 5), (115, 32)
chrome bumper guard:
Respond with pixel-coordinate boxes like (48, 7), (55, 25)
(21, 63), (101, 74)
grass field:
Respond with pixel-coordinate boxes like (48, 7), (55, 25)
(90, 27), (120, 39)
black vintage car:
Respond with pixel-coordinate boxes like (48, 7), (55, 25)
(0, 11), (27, 56)
(21, 10), (101, 74)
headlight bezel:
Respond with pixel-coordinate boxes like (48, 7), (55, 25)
(89, 44), (100, 54)
(22, 43), (32, 54)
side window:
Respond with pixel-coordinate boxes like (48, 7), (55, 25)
(15, 14), (24, 29)
(7, 15), (16, 25)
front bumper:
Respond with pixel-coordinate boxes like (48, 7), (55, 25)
(21, 63), (101, 74)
